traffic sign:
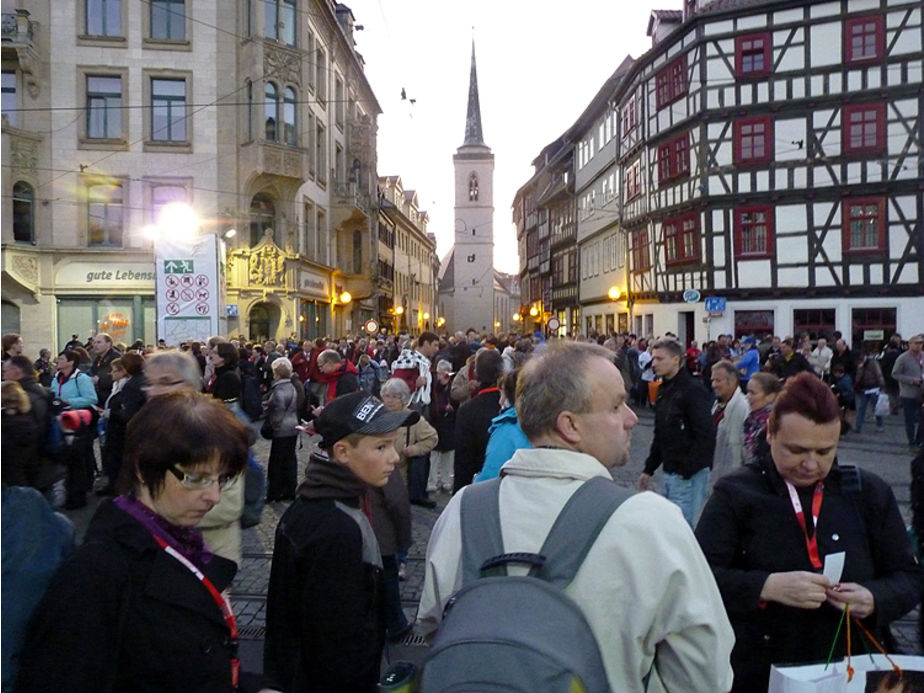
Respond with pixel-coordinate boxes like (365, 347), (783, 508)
(705, 297), (726, 312)
(547, 317), (561, 331)
(364, 319), (379, 334)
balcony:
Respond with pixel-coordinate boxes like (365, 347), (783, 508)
(238, 140), (303, 181)
(330, 179), (372, 229)
(2, 10), (40, 97)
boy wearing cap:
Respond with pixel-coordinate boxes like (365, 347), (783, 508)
(263, 391), (419, 692)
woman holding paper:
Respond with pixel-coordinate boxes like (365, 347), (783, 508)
(695, 372), (922, 692)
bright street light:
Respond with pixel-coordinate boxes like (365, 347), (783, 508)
(157, 202), (200, 241)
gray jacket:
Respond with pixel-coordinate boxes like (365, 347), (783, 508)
(266, 378), (299, 438)
(891, 349), (924, 399)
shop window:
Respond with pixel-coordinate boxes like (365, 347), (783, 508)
(150, 77), (187, 142)
(86, 0), (122, 37)
(150, 0), (185, 40)
(734, 205), (773, 258)
(655, 55), (687, 110)
(12, 181), (35, 243)
(842, 103), (885, 155)
(793, 309), (835, 341)
(851, 307), (896, 352)
(734, 310), (774, 338)
(733, 116), (772, 165)
(845, 15), (884, 64)
(87, 182), (123, 246)
(842, 197), (886, 254)
(735, 33), (771, 78)
(663, 213), (700, 267)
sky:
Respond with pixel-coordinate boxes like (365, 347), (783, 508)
(345, 0), (680, 274)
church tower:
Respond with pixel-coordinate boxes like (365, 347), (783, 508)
(441, 41), (495, 334)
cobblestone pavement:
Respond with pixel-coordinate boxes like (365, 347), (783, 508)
(65, 405), (922, 676)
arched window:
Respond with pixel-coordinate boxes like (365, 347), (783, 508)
(468, 172), (479, 201)
(283, 86), (296, 146)
(352, 229), (362, 274)
(250, 193), (275, 246)
(12, 181), (34, 243)
(265, 81), (278, 142)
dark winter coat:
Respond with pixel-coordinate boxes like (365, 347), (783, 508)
(209, 363), (242, 403)
(644, 368), (716, 479)
(452, 387), (502, 492)
(15, 500), (239, 693)
(91, 347), (122, 403)
(1, 410), (39, 487)
(695, 459), (923, 692)
(429, 377), (456, 451)
(264, 454), (385, 692)
(368, 467), (411, 556)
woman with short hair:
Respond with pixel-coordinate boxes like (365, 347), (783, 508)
(264, 356), (300, 502)
(16, 392), (254, 692)
(696, 372), (922, 691)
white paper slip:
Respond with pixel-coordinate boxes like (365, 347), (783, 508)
(823, 551), (845, 585)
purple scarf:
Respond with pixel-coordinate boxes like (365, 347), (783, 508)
(114, 494), (213, 566)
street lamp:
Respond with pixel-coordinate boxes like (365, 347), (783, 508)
(529, 306), (539, 318)
(607, 286), (622, 301)
(339, 291), (352, 304)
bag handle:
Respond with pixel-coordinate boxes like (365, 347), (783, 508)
(459, 475), (632, 589)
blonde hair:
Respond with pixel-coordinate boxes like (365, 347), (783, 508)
(1, 381), (31, 414)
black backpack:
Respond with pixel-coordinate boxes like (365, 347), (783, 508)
(420, 476), (631, 693)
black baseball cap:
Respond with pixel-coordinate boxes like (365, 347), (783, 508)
(316, 392), (420, 450)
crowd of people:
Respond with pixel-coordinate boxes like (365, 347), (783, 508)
(0, 325), (921, 692)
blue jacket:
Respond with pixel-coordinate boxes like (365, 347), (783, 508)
(474, 407), (531, 483)
(51, 369), (98, 410)
(737, 347), (760, 381)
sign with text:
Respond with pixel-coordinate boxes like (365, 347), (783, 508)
(704, 297), (726, 312)
(155, 234), (225, 345)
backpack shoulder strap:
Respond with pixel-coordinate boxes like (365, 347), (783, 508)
(537, 476), (633, 590)
(459, 477), (504, 584)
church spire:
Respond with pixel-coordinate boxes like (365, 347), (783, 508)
(463, 40), (485, 146)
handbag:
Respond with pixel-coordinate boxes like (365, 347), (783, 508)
(874, 392), (890, 417)
(260, 418), (275, 440)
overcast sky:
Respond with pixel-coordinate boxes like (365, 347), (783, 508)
(345, 0), (679, 274)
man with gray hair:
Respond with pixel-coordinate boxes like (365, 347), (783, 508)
(418, 341), (734, 691)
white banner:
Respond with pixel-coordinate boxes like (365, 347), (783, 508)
(155, 234), (225, 345)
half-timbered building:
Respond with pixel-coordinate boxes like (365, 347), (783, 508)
(622, 0), (923, 347)
(516, 0), (923, 349)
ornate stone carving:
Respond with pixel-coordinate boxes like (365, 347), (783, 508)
(249, 234), (286, 287)
(10, 136), (38, 176)
(263, 147), (281, 175)
(11, 253), (38, 285)
(264, 46), (300, 87)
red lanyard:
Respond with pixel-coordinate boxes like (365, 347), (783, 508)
(785, 481), (824, 569)
(152, 536), (239, 689)
(477, 386), (500, 396)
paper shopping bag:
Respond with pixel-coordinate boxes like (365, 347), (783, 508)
(769, 655), (924, 693)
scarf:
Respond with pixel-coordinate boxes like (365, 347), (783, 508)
(298, 452), (372, 520)
(114, 494), (212, 566)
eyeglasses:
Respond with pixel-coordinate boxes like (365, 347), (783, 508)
(143, 378), (187, 390)
(168, 465), (237, 491)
